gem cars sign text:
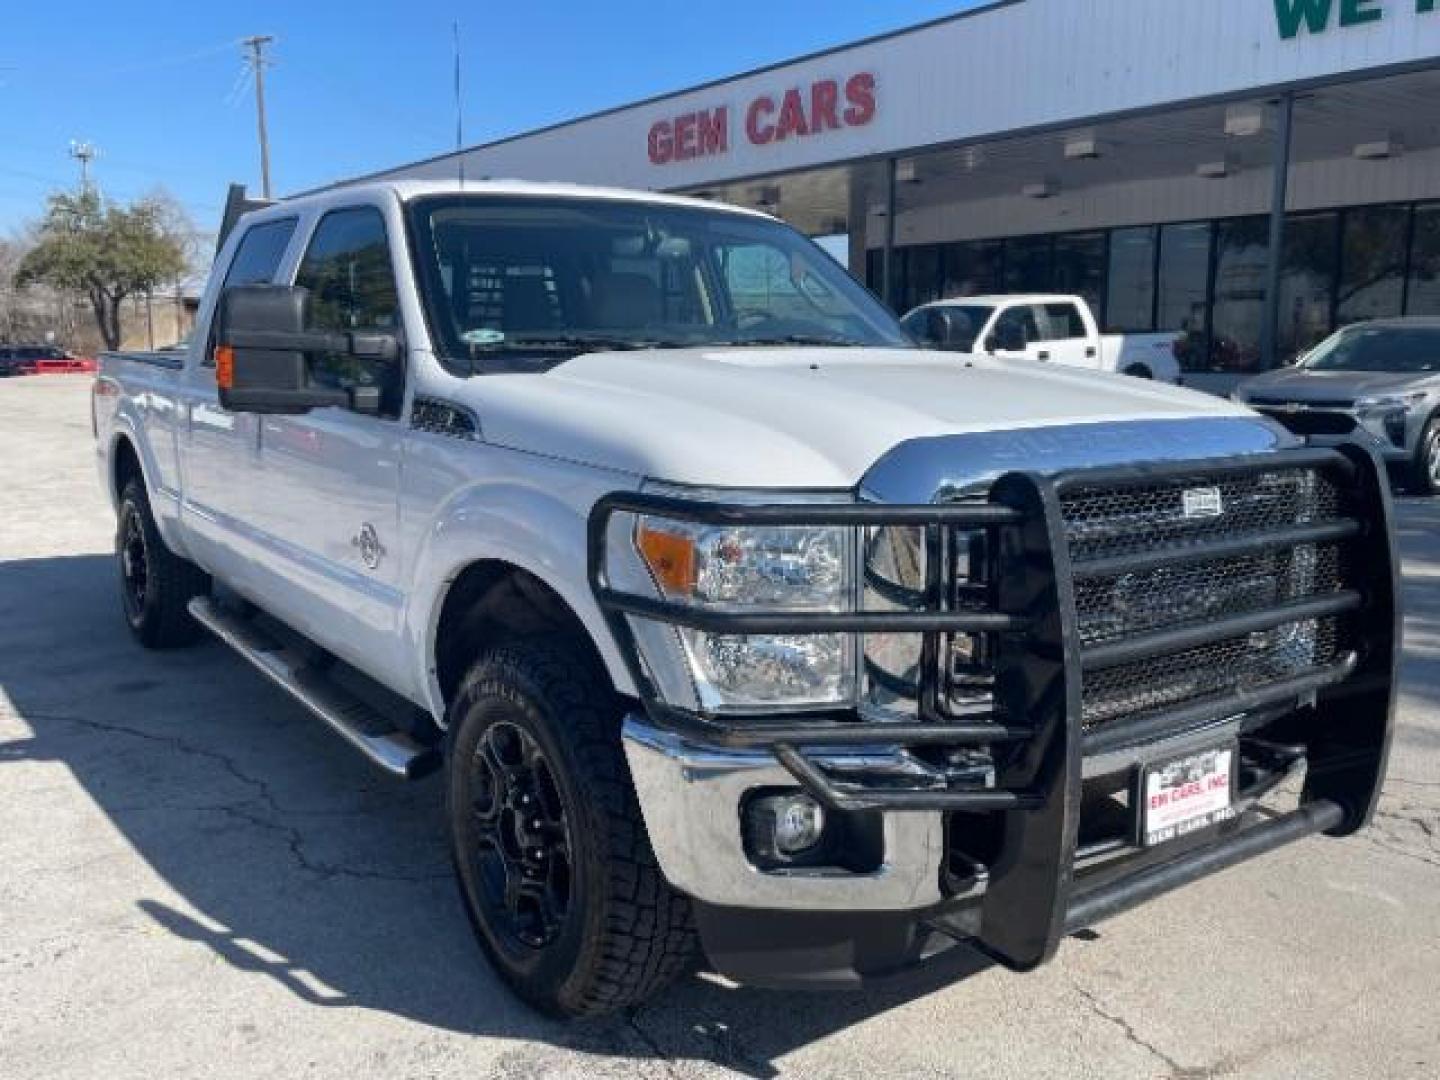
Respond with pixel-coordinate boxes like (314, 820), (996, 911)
(647, 73), (877, 166)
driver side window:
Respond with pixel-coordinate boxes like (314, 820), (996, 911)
(294, 206), (403, 416)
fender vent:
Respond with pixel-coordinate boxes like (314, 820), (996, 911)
(410, 397), (479, 441)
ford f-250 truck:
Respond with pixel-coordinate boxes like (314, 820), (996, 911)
(901, 294), (1183, 383)
(94, 180), (1398, 1018)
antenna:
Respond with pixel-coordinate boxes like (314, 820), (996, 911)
(453, 21), (465, 188)
(69, 140), (100, 194)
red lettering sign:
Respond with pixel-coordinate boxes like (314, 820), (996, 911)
(648, 73), (877, 164)
(843, 72), (877, 127)
(649, 107), (731, 165)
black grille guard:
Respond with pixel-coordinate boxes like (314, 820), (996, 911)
(587, 442), (1399, 967)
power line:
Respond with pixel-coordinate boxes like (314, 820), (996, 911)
(241, 35), (275, 199)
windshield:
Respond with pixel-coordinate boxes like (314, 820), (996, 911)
(407, 195), (911, 371)
(1302, 325), (1440, 373)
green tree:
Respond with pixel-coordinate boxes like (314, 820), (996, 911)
(16, 190), (190, 350)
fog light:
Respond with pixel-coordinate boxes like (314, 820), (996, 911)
(745, 792), (826, 864)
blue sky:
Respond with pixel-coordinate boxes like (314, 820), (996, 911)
(0, 0), (972, 238)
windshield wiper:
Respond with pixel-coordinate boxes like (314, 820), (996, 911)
(466, 333), (680, 354)
(720, 334), (868, 348)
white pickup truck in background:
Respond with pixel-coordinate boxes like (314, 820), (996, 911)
(901, 294), (1183, 383)
(93, 179), (1396, 1019)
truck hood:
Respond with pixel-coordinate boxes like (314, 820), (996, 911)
(466, 346), (1254, 488)
(1241, 365), (1440, 404)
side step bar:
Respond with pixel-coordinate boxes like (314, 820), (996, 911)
(188, 597), (442, 780)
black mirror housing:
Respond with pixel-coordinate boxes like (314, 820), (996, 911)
(988, 325), (1026, 353)
(216, 285), (398, 415)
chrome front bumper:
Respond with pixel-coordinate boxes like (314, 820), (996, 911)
(622, 714), (946, 912)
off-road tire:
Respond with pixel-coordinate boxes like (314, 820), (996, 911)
(1412, 419), (1440, 498)
(116, 478), (209, 648)
(445, 638), (696, 1017)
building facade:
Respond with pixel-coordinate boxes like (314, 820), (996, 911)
(348, 0), (1440, 388)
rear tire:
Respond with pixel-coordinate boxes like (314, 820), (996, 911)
(116, 479), (209, 648)
(445, 638), (696, 1017)
(1412, 419), (1440, 497)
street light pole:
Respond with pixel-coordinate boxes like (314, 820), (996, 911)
(242, 35), (275, 199)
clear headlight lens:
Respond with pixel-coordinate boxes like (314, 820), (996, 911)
(1355, 392), (1425, 411)
(634, 517), (853, 710)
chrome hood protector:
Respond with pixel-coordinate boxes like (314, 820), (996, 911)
(859, 417), (1298, 503)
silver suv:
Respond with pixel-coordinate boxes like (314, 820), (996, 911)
(1234, 319), (1440, 495)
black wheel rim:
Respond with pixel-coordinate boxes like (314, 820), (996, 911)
(464, 720), (573, 952)
(119, 507), (149, 619)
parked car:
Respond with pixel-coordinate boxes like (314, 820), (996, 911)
(901, 294), (1183, 382)
(93, 180), (1397, 1017)
(1233, 319), (1440, 495)
(0, 344), (91, 376)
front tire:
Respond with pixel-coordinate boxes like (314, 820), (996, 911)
(446, 639), (696, 1017)
(116, 479), (209, 648)
(1412, 419), (1440, 497)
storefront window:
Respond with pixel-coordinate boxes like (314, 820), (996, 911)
(902, 245), (942, 312)
(1406, 204), (1440, 317)
(1004, 236), (1053, 293)
(1278, 212), (1338, 360)
(1157, 222), (1211, 372)
(1338, 205), (1408, 325)
(940, 240), (1002, 299)
(1210, 217), (1269, 374)
(1052, 232), (1106, 316)
(1105, 226), (1156, 332)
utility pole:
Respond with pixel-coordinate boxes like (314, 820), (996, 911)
(69, 140), (99, 194)
(242, 35), (275, 199)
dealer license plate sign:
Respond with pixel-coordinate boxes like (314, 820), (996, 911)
(1141, 747), (1236, 847)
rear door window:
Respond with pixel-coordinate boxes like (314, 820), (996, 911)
(1037, 302), (1088, 341)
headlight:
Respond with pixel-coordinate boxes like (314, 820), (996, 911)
(633, 516), (854, 710)
(1355, 392), (1425, 411)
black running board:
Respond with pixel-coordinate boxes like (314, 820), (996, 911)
(188, 597), (441, 780)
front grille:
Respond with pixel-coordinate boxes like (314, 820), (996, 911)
(1072, 544), (1346, 647)
(1082, 617), (1342, 728)
(1057, 465), (1357, 732)
(1061, 468), (1342, 561)
(1255, 408), (1357, 437)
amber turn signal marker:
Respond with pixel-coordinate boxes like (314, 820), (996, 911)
(636, 523), (697, 595)
(214, 345), (235, 390)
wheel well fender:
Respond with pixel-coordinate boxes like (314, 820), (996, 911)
(430, 561), (612, 714)
(406, 478), (642, 721)
(111, 433), (144, 503)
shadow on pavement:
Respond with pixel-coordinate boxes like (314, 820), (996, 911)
(0, 551), (995, 1076)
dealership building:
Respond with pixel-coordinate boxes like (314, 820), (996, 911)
(358, 0), (1440, 388)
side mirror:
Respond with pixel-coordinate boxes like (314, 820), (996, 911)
(215, 285), (400, 415)
(986, 323), (1026, 353)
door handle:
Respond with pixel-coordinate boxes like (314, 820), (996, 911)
(1085, 346), (1097, 358)
(1037, 350), (1051, 361)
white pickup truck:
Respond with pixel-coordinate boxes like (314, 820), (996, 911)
(901, 294), (1183, 383)
(94, 179), (1397, 1018)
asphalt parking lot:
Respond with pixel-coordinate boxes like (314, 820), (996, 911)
(1, 374), (1437, 1079)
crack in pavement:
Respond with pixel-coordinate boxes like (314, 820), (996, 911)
(9, 708), (450, 885)
(1072, 982), (1209, 1079)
